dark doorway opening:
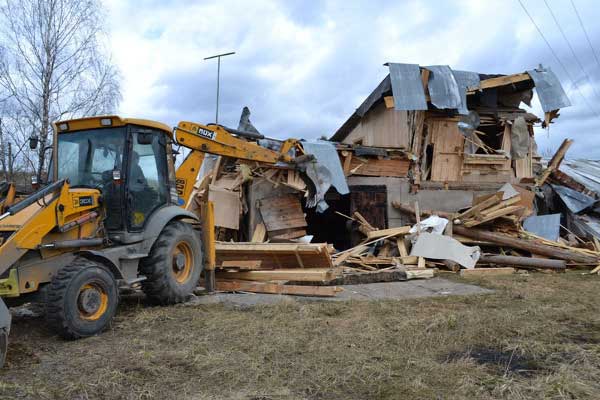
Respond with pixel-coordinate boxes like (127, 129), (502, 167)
(304, 185), (388, 250)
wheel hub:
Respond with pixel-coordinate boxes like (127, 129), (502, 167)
(173, 253), (186, 272)
(78, 287), (102, 315)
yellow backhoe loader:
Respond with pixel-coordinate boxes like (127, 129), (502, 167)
(0, 115), (315, 366)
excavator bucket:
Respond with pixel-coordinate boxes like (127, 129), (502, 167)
(0, 298), (10, 367)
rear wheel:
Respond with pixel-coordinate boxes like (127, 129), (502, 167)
(46, 259), (118, 339)
(140, 220), (202, 304)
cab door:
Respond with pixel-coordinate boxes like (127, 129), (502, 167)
(127, 128), (169, 231)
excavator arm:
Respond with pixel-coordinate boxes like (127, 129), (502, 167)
(173, 121), (305, 205)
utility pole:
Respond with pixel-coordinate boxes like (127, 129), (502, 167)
(204, 51), (235, 125)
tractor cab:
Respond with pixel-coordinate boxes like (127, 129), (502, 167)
(49, 116), (178, 240)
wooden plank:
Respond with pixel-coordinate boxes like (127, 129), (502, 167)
(453, 226), (600, 264)
(343, 102), (411, 148)
(208, 185), (240, 230)
(429, 119), (464, 182)
(479, 195), (522, 215)
(216, 280), (340, 297)
(349, 157), (410, 177)
(250, 222), (267, 243)
(366, 226), (411, 240)
(536, 138), (573, 186)
(220, 260), (264, 270)
(456, 191), (503, 220)
(463, 205), (525, 227)
(217, 268), (338, 282)
(460, 267), (516, 276)
(259, 194), (307, 232)
(201, 201), (216, 271)
(396, 238), (409, 257)
(216, 242), (333, 269)
(478, 255), (565, 270)
(468, 72), (531, 93)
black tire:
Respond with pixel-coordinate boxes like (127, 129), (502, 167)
(45, 258), (118, 340)
(140, 220), (203, 305)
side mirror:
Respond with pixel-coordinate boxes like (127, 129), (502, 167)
(29, 136), (39, 150)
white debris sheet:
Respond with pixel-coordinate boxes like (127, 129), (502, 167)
(410, 232), (481, 269)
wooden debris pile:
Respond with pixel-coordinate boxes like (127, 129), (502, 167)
(329, 212), (435, 280)
(214, 242), (343, 297)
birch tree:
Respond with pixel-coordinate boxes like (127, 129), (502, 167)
(0, 0), (121, 180)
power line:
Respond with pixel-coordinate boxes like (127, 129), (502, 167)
(570, 0), (600, 78)
(517, 0), (599, 117)
(543, 0), (600, 105)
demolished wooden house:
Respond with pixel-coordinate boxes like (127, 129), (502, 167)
(327, 64), (571, 234)
(185, 62), (600, 297)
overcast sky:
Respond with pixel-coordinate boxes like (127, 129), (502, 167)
(104, 0), (600, 158)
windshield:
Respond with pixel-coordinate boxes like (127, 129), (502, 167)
(57, 128), (126, 188)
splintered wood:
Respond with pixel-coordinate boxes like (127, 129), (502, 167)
(454, 184), (533, 228)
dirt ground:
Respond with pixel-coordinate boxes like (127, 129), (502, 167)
(1, 271), (599, 400)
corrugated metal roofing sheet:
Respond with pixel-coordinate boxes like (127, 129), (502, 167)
(559, 160), (600, 195)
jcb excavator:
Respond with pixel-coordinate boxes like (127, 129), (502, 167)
(0, 115), (313, 366)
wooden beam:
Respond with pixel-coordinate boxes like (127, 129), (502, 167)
(460, 267), (516, 276)
(479, 255), (565, 270)
(467, 72), (531, 93)
(366, 226), (411, 240)
(536, 138), (573, 186)
(463, 206), (525, 227)
(456, 192), (503, 220)
(250, 222), (267, 243)
(217, 268), (338, 282)
(220, 260), (264, 270)
(454, 226), (599, 264)
(396, 238), (409, 257)
(216, 280), (340, 297)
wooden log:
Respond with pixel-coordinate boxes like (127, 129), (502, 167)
(453, 226), (599, 264)
(216, 280), (340, 297)
(479, 255), (566, 270)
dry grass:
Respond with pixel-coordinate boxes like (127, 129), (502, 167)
(1, 272), (599, 399)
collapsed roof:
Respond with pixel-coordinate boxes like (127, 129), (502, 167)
(331, 63), (570, 142)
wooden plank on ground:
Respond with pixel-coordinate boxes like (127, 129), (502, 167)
(460, 267), (516, 276)
(217, 268), (338, 282)
(216, 280), (340, 297)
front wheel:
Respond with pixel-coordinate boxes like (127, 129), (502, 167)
(140, 220), (203, 305)
(45, 259), (119, 339)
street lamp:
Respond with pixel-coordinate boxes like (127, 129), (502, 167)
(204, 51), (235, 125)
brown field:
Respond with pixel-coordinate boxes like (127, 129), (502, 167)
(1, 272), (599, 400)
